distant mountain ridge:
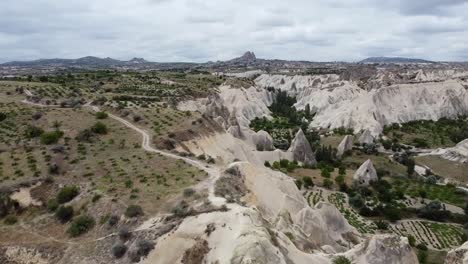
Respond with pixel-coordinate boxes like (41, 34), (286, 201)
(360, 57), (434, 64)
(2, 56), (153, 67)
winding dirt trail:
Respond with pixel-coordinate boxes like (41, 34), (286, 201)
(21, 94), (223, 205)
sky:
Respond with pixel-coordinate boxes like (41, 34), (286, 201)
(1, 0), (468, 62)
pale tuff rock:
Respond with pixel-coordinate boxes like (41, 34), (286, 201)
(344, 234), (418, 264)
(445, 241), (468, 264)
(234, 162), (359, 252)
(255, 74), (468, 136)
(254, 130), (275, 151)
(358, 130), (374, 145)
(442, 139), (468, 164)
(337, 135), (354, 157)
(353, 159), (378, 186)
(288, 129), (317, 166)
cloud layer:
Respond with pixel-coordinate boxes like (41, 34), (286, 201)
(1, 0), (467, 62)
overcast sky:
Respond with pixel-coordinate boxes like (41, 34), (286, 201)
(1, 0), (468, 62)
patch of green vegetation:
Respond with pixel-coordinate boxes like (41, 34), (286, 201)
(392, 178), (467, 207)
(56, 185), (80, 204)
(250, 90), (318, 150)
(383, 117), (468, 148)
(67, 215), (95, 237)
(40, 130), (63, 144)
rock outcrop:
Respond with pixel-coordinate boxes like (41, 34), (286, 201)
(288, 129), (317, 166)
(358, 130), (374, 145)
(353, 159), (378, 186)
(442, 139), (468, 164)
(337, 135), (354, 157)
(253, 130), (275, 151)
(445, 241), (468, 264)
(255, 73), (468, 136)
(344, 234), (418, 264)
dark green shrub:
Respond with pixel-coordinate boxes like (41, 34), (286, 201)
(40, 131), (63, 144)
(183, 188), (195, 197)
(47, 198), (59, 212)
(91, 122), (108, 135)
(375, 220), (388, 230)
(95, 112), (108, 119)
(56, 185), (80, 204)
(125, 205), (143, 218)
(4, 214), (17, 225)
(24, 125), (44, 138)
(92, 194), (102, 203)
(302, 176), (314, 189)
(55, 206), (74, 222)
(67, 215), (95, 237)
(111, 242), (127, 258)
(108, 214), (119, 226)
(333, 256), (351, 264)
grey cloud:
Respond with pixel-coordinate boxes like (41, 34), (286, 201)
(0, 0), (468, 62)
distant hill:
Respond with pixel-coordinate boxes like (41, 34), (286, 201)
(1, 56), (153, 67)
(360, 57), (434, 64)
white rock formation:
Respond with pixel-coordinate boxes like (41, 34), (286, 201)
(353, 159), (378, 186)
(256, 74), (468, 136)
(253, 130), (275, 151)
(358, 130), (374, 145)
(445, 241), (468, 264)
(337, 135), (354, 157)
(288, 129), (317, 166)
(344, 234), (418, 264)
(233, 162), (361, 253)
(442, 139), (468, 164)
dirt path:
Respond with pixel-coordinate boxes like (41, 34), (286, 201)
(21, 94), (224, 205)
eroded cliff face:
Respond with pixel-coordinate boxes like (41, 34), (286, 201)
(256, 70), (468, 136)
(171, 80), (419, 264)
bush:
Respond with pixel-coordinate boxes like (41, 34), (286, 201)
(125, 205), (143, 218)
(95, 112), (108, 119)
(128, 240), (155, 262)
(67, 215), (95, 237)
(55, 206), (74, 222)
(4, 214), (17, 225)
(108, 214), (119, 226)
(333, 256), (351, 264)
(40, 130), (63, 144)
(47, 199), (59, 212)
(416, 243), (428, 251)
(407, 235), (416, 247)
(0, 112), (6, 122)
(264, 161), (271, 167)
(91, 122), (108, 135)
(118, 227), (132, 241)
(183, 188), (195, 197)
(56, 185), (80, 204)
(295, 179), (303, 190)
(375, 220), (388, 230)
(24, 125), (44, 138)
(92, 194), (102, 203)
(76, 129), (94, 142)
(302, 176), (314, 189)
(111, 242), (127, 258)
(323, 178), (333, 189)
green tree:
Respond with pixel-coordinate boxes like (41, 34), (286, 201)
(91, 122), (108, 134)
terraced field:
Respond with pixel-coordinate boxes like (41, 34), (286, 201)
(307, 188), (377, 234)
(390, 220), (463, 250)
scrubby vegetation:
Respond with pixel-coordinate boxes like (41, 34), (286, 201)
(67, 215), (95, 237)
(250, 90), (319, 150)
(383, 117), (468, 148)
